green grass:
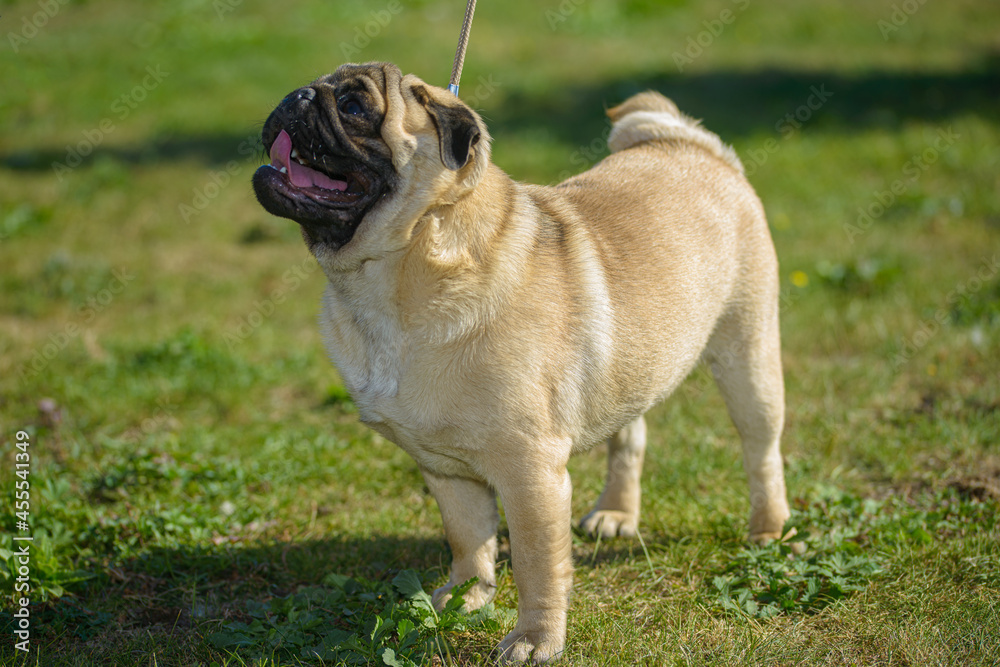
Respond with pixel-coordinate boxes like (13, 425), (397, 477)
(2, 0), (999, 664)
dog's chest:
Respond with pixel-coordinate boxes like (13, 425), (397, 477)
(318, 275), (485, 477)
(319, 279), (403, 408)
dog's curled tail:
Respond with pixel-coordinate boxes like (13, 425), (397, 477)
(606, 91), (743, 174)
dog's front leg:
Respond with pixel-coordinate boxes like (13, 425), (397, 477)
(422, 468), (500, 611)
(493, 461), (573, 664)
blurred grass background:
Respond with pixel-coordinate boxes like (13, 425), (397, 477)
(1, 0), (999, 664)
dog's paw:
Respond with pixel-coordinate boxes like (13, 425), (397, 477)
(749, 527), (805, 554)
(579, 509), (638, 538)
(494, 629), (563, 664)
(432, 578), (496, 612)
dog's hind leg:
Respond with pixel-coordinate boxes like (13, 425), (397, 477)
(579, 415), (646, 538)
(705, 307), (791, 543)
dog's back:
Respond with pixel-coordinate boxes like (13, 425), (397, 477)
(539, 91), (774, 414)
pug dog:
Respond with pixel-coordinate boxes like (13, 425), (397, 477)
(252, 62), (792, 664)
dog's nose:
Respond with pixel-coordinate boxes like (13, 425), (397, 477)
(295, 87), (315, 102)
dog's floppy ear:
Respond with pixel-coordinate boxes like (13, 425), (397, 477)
(414, 86), (481, 170)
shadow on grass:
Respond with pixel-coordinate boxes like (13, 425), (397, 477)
(3, 61), (998, 175)
(0, 536), (441, 663)
(123, 534), (453, 592)
(10, 529), (691, 666)
(114, 530), (646, 594)
(42, 532), (646, 634)
(14, 536), (449, 647)
(488, 58), (1000, 149)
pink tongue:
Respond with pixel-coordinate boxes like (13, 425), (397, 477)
(269, 130), (349, 192)
(269, 129), (293, 168)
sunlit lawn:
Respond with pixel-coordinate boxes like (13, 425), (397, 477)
(2, 0), (999, 664)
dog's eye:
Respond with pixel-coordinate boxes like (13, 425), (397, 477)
(339, 96), (364, 117)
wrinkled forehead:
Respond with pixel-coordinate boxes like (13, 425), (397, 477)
(312, 64), (389, 107)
